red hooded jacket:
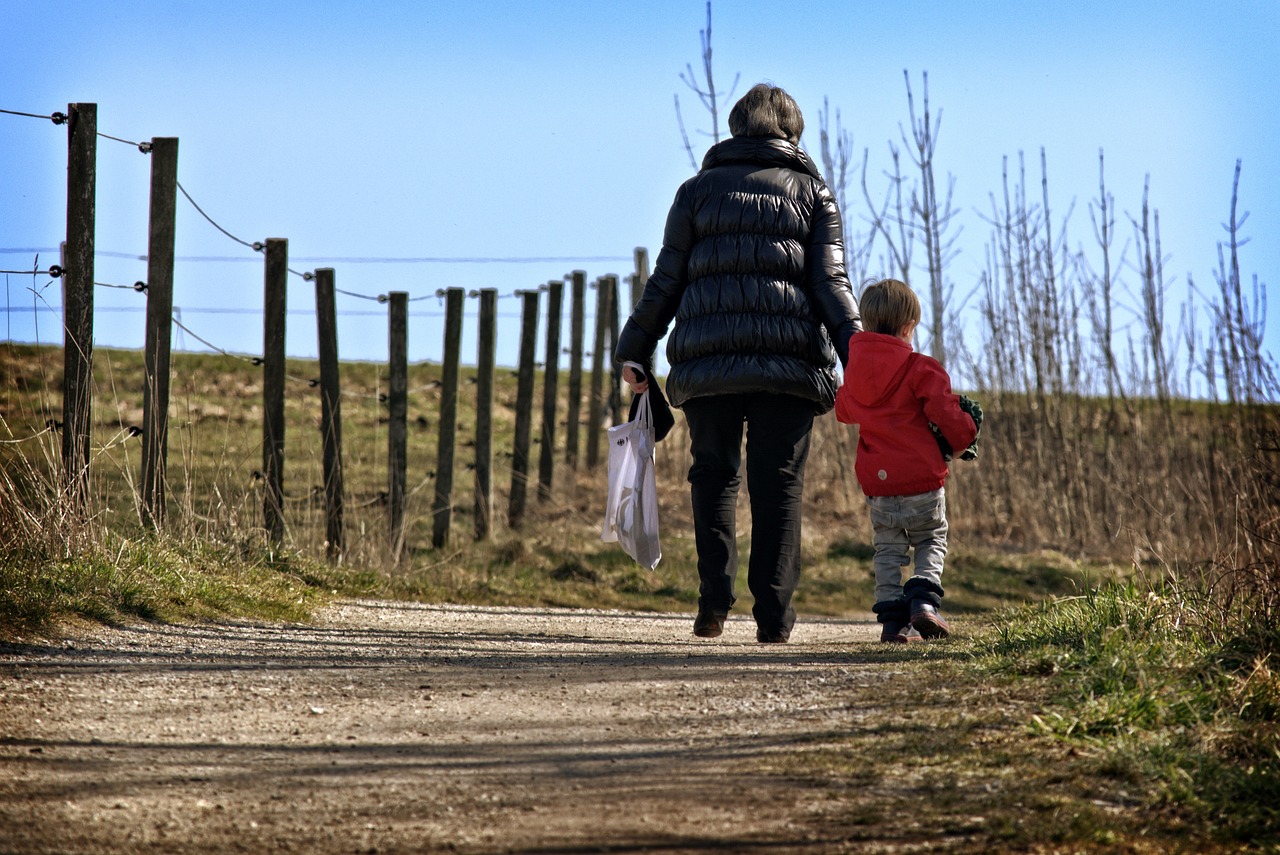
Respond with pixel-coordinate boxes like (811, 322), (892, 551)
(834, 332), (977, 497)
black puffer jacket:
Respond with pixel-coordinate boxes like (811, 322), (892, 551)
(615, 136), (861, 412)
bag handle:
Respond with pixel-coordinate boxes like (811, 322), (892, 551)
(623, 361), (654, 434)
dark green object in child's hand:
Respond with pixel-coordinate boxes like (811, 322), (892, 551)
(929, 395), (983, 462)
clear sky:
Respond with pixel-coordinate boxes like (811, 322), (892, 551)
(2, 0), (1276, 388)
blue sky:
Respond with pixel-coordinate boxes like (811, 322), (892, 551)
(2, 0), (1276, 387)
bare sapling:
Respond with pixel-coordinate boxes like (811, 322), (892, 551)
(1085, 149), (1128, 414)
(673, 0), (740, 171)
(861, 143), (914, 290)
(1131, 178), (1173, 410)
(902, 70), (960, 368)
(817, 97), (875, 285)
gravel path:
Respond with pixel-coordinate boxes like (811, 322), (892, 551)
(0, 600), (919, 854)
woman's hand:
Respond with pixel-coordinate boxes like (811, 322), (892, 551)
(622, 364), (649, 394)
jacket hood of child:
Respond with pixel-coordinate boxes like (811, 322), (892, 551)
(834, 332), (977, 497)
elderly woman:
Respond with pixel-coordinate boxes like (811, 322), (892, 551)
(616, 82), (861, 643)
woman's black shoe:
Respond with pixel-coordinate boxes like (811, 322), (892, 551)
(693, 609), (728, 638)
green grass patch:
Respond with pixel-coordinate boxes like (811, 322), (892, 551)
(0, 533), (361, 638)
(979, 582), (1280, 846)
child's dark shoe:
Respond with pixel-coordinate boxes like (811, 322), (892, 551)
(909, 602), (951, 639)
(880, 619), (912, 644)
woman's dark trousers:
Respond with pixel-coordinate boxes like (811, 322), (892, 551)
(682, 393), (814, 638)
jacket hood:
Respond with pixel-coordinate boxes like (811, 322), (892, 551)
(847, 332), (915, 407)
(701, 136), (824, 181)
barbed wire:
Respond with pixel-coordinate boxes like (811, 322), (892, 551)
(2, 248), (630, 265)
(0, 108), (66, 123)
(0, 374), (614, 537)
(2, 103), (623, 405)
(169, 315), (262, 366)
(335, 287), (386, 302)
(0, 106), (624, 510)
(95, 424), (144, 453)
(0, 424), (55, 444)
(174, 182), (263, 252)
(7, 248), (613, 306)
(0, 265), (61, 277)
(96, 131), (151, 153)
(2, 105), (630, 311)
(2, 303), (468, 319)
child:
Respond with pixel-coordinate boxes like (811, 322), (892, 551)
(834, 279), (979, 643)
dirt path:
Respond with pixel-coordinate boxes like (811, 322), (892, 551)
(0, 601), (965, 854)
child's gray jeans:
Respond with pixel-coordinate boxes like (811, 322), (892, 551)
(866, 487), (948, 606)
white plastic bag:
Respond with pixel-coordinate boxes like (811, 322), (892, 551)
(602, 381), (662, 570)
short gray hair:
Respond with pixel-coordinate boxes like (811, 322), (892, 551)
(728, 83), (805, 144)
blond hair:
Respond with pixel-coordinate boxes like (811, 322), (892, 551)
(858, 279), (920, 335)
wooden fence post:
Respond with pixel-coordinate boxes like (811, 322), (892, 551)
(565, 269), (586, 469)
(474, 288), (497, 540)
(586, 277), (609, 469)
(388, 291), (408, 561)
(315, 268), (344, 562)
(141, 136), (177, 530)
(606, 273), (623, 426)
(508, 289), (540, 527)
(538, 279), (563, 502)
(62, 102), (96, 509)
(262, 237), (288, 546)
(432, 287), (464, 549)
(631, 246), (649, 310)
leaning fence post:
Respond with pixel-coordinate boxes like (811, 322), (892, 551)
(262, 237), (288, 547)
(432, 287), (465, 549)
(586, 277), (610, 469)
(141, 136), (177, 530)
(509, 289), (540, 527)
(474, 288), (497, 540)
(565, 269), (586, 469)
(538, 279), (563, 502)
(62, 102), (96, 509)
(388, 291), (408, 561)
(315, 268), (344, 562)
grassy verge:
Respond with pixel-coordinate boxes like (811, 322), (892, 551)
(0, 537), (358, 638)
(775, 582), (1278, 851)
(979, 581), (1280, 845)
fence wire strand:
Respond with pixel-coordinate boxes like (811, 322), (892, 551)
(0, 107), (64, 122)
(176, 181), (262, 252)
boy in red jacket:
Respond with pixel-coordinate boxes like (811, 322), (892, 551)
(835, 279), (979, 642)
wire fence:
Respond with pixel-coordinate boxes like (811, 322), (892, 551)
(0, 101), (641, 559)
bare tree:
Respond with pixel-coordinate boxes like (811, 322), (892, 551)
(852, 71), (959, 344)
(1131, 177), (1172, 406)
(902, 71), (961, 367)
(1085, 149), (1127, 407)
(674, 1), (740, 171)
(861, 142), (914, 289)
(817, 98), (876, 285)
(1208, 160), (1277, 405)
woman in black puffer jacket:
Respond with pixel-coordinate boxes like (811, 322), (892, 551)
(616, 82), (862, 643)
